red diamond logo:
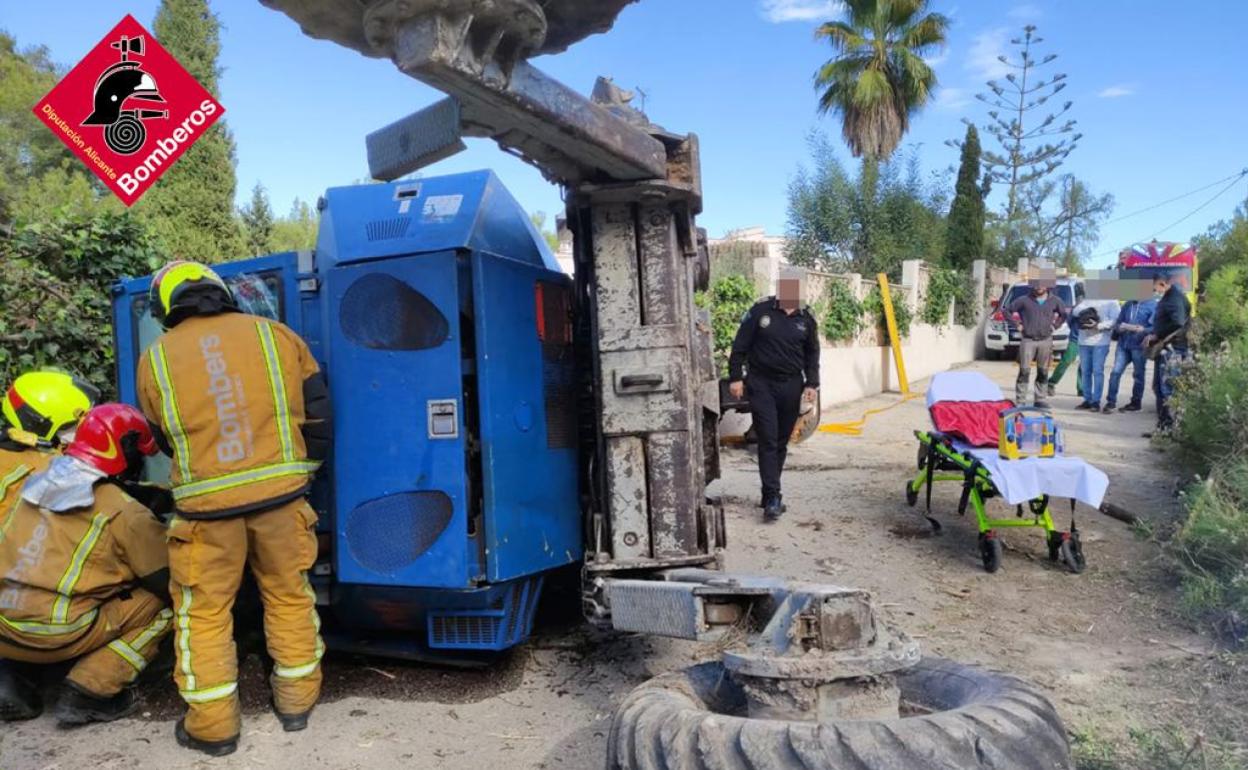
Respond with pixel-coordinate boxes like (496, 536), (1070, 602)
(31, 14), (225, 206)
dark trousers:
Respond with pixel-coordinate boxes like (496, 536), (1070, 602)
(748, 374), (804, 500)
(1153, 346), (1189, 428)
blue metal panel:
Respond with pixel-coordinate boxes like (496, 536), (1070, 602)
(110, 252), (303, 407)
(472, 252), (582, 581)
(316, 170), (558, 272)
(325, 253), (473, 588)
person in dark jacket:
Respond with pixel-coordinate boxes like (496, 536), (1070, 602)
(727, 271), (820, 521)
(1006, 281), (1068, 406)
(1145, 273), (1192, 430)
(1104, 296), (1156, 412)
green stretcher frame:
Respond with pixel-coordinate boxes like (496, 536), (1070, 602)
(908, 430), (1058, 537)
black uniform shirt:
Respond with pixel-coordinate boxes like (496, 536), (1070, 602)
(728, 297), (820, 387)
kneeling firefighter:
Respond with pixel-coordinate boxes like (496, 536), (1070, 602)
(1, 370), (100, 496)
(0, 404), (169, 724)
(136, 261), (332, 756)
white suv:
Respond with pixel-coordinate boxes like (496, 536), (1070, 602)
(983, 280), (1078, 360)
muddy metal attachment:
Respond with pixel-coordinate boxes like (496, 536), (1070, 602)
(603, 569), (920, 721)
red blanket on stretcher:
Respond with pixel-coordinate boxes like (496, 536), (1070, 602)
(929, 400), (1015, 447)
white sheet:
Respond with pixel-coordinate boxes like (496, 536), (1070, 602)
(955, 440), (1109, 508)
(925, 371), (1005, 408)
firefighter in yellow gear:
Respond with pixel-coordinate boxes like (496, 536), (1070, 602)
(0, 403), (168, 724)
(136, 260), (332, 757)
(1, 370), (99, 499)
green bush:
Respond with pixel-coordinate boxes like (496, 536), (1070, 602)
(863, 284), (913, 339)
(922, 267), (976, 327)
(0, 208), (164, 397)
(819, 279), (863, 342)
(1170, 459), (1248, 641)
(1172, 334), (1248, 470)
(695, 274), (757, 378)
(1192, 265), (1248, 351)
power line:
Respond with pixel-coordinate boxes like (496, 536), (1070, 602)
(1088, 168), (1248, 262)
(1149, 173), (1246, 240)
(1102, 168), (1248, 226)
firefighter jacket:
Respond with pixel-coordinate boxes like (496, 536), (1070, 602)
(136, 312), (331, 519)
(0, 431), (57, 506)
(0, 482), (168, 645)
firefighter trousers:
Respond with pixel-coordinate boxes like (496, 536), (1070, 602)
(168, 497), (323, 742)
(0, 588), (172, 697)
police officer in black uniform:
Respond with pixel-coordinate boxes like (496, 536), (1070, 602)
(727, 272), (820, 521)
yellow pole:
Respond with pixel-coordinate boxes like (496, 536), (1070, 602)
(877, 273), (910, 395)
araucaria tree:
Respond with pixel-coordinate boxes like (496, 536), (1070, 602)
(944, 124), (986, 269)
(813, 0), (949, 160)
(977, 25), (1081, 229)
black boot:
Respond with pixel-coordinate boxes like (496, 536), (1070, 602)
(274, 702), (311, 732)
(763, 494), (784, 522)
(53, 683), (136, 726)
(0, 660), (42, 721)
(175, 719), (239, 757)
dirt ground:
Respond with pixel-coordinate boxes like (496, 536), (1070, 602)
(1, 361), (1240, 769)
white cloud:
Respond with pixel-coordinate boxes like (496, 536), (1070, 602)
(925, 51), (949, 68)
(932, 87), (970, 111)
(965, 27), (1012, 81)
(1098, 84), (1136, 98)
(1008, 4), (1042, 20)
(759, 0), (843, 23)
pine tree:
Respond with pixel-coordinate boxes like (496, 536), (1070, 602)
(140, 0), (244, 263)
(240, 182), (274, 256)
(944, 124), (986, 269)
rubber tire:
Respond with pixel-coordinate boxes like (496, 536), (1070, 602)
(985, 347), (1002, 361)
(905, 481), (918, 507)
(979, 533), (1003, 574)
(606, 657), (1073, 770)
(1058, 537), (1086, 575)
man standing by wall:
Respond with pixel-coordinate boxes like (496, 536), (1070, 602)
(727, 269), (820, 522)
(1006, 279), (1068, 408)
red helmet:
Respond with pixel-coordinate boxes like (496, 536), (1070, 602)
(65, 403), (158, 477)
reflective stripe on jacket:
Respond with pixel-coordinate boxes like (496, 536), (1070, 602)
(136, 313), (322, 517)
(0, 445), (55, 506)
(0, 483), (168, 646)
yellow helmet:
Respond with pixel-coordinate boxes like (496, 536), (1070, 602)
(3, 371), (100, 442)
(149, 260), (235, 327)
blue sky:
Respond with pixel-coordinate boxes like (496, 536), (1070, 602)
(4, 1), (1246, 262)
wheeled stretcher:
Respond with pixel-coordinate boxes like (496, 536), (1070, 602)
(904, 372), (1109, 574)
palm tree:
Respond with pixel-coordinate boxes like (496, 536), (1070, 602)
(814, 0), (949, 160)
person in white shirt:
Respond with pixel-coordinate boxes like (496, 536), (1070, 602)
(1069, 296), (1120, 412)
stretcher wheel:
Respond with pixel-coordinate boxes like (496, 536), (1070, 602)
(1046, 531), (1062, 562)
(978, 532), (1003, 573)
(1058, 534), (1086, 574)
(905, 481), (918, 507)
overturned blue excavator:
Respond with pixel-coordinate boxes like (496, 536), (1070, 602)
(113, 171), (581, 658)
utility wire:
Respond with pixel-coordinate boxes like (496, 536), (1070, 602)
(1102, 168), (1248, 226)
(1088, 169), (1248, 261)
(1148, 173), (1246, 240)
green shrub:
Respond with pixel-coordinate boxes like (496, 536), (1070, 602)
(0, 208), (164, 398)
(695, 274), (757, 377)
(922, 267), (976, 327)
(1169, 459), (1248, 641)
(863, 284), (913, 339)
(1193, 265), (1248, 351)
(1172, 334), (1248, 470)
(819, 279), (863, 342)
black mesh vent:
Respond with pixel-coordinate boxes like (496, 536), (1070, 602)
(345, 491), (453, 574)
(366, 217), (410, 241)
(340, 273), (449, 350)
(536, 280), (576, 449)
